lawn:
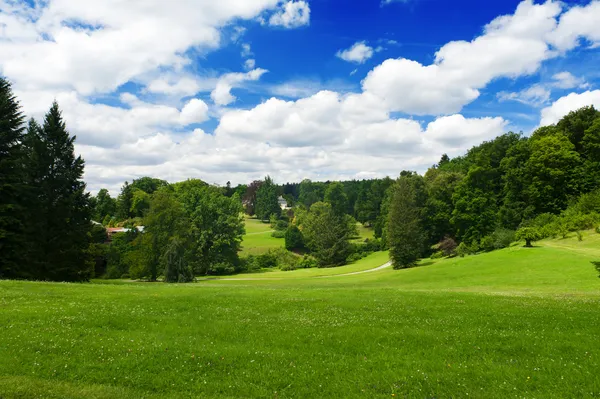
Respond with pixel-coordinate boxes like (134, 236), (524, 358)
(1, 232), (600, 398)
(239, 218), (284, 256)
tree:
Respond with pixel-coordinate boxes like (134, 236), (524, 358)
(137, 189), (189, 281)
(0, 78), (27, 279)
(387, 177), (425, 269)
(325, 182), (348, 217)
(301, 202), (351, 266)
(516, 227), (542, 248)
(174, 180), (245, 275)
(255, 176), (280, 221)
(94, 189), (117, 221)
(285, 225), (304, 251)
(242, 180), (262, 216)
(25, 102), (93, 281)
(298, 179), (323, 209)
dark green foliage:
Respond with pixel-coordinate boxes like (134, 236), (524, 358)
(105, 230), (140, 279)
(387, 177), (425, 269)
(298, 179), (324, 209)
(0, 78), (26, 278)
(25, 102), (93, 282)
(284, 225), (304, 250)
(324, 182), (348, 216)
(116, 177), (168, 219)
(255, 176), (280, 221)
(90, 224), (108, 244)
(301, 202), (351, 267)
(242, 180), (262, 216)
(434, 236), (458, 257)
(271, 230), (286, 238)
(93, 189), (116, 221)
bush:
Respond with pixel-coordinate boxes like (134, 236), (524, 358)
(255, 252), (278, 269)
(271, 230), (286, 238)
(456, 242), (470, 258)
(274, 219), (288, 231)
(435, 236), (458, 256)
(284, 225), (304, 250)
(430, 251), (444, 259)
(298, 255), (318, 269)
(576, 231), (584, 241)
(120, 273), (130, 279)
(596, 226), (600, 234)
(209, 262), (235, 275)
(346, 252), (368, 264)
(480, 235), (495, 252)
(491, 228), (516, 249)
(362, 238), (383, 253)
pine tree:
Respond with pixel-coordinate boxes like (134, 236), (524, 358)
(387, 177), (425, 269)
(26, 102), (93, 281)
(0, 78), (26, 278)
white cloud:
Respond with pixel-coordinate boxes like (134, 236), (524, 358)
(362, 0), (563, 115)
(211, 68), (269, 106)
(549, 1), (600, 51)
(336, 42), (374, 64)
(540, 90), (600, 126)
(241, 43), (253, 57)
(244, 59), (257, 70)
(269, 1), (310, 28)
(216, 90), (507, 155)
(497, 84), (551, 106)
(0, 0), (282, 96)
(551, 71), (589, 89)
(180, 99), (210, 125)
(266, 79), (357, 99)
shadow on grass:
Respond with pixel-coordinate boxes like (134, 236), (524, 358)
(592, 261), (600, 278)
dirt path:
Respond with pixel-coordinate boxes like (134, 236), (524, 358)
(206, 260), (393, 281)
(318, 261), (392, 278)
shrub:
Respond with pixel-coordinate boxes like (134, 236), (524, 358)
(596, 226), (600, 234)
(576, 231), (584, 241)
(362, 238), (383, 253)
(120, 273), (130, 279)
(284, 225), (304, 250)
(430, 251), (444, 259)
(346, 252), (368, 264)
(271, 230), (286, 238)
(209, 262), (235, 275)
(255, 252), (278, 269)
(298, 255), (318, 269)
(274, 219), (288, 231)
(456, 242), (470, 258)
(435, 236), (458, 256)
(480, 235), (495, 252)
(491, 228), (516, 249)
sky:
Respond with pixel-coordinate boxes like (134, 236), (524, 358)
(1, 0), (600, 195)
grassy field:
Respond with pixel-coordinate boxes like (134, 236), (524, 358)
(1, 232), (600, 398)
(239, 218), (284, 256)
(350, 223), (375, 243)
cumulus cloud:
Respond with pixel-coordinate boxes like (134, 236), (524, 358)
(336, 42), (374, 64)
(244, 59), (257, 70)
(540, 90), (600, 126)
(551, 72), (589, 90)
(211, 69), (269, 106)
(2, 0), (600, 194)
(269, 1), (310, 28)
(180, 99), (210, 125)
(362, 0), (564, 115)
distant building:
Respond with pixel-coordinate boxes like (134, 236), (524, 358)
(106, 226), (145, 240)
(278, 196), (290, 210)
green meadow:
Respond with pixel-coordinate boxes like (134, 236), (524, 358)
(1, 232), (600, 398)
(239, 218), (284, 256)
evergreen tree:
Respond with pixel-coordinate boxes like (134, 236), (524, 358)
(26, 102), (93, 281)
(255, 176), (280, 221)
(0, 78), (26, 278)
(324, 182), (348, 216)
(387, 177), (425, 269)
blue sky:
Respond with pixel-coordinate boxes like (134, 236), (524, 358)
(1, 0), (599, 194)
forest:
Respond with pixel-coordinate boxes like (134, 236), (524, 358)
(1, 77), (600, 282)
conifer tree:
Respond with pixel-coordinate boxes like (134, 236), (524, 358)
(387, 177), (425, 269)
(0, 78), (26, 278)
(26, 102), (93, 281)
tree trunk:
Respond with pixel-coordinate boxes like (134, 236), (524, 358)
(525, 239), (532, 247)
